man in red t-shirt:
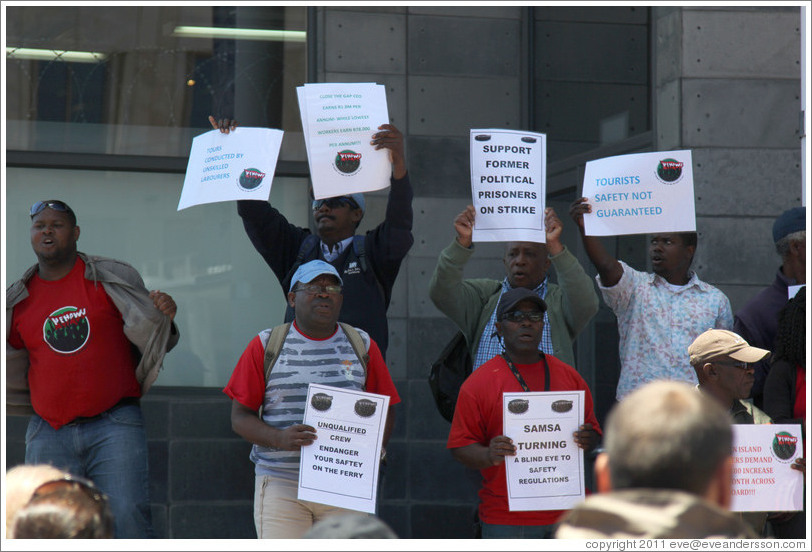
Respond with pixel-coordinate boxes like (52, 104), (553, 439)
(447, 286), (601, 538)
(6, 200), (179, 538)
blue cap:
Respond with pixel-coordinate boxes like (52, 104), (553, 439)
(348, 193), (365, 215)
(772, 207), (805, 243)
(289, 260), (343, 292)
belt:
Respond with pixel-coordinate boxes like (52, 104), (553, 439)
(66, 397), (141, 425)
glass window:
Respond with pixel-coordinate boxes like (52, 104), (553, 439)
(5, 168), (310, 387)
(533, 7), (651, 161)
(5, 5), (308, 161)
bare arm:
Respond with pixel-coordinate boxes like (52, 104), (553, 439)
(230, 400), (316, 451)
(450, 435), (516, 470)
(569, 197), (623, 287)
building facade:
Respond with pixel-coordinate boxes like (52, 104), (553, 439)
(4, 5), (804, 539)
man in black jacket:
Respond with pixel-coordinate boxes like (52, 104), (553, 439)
(211, 116), (413, 357)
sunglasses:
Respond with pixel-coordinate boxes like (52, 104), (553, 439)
(501, 310), (544, 323)
(30, 200), (74, 218)
(713, 360), (752, 371)
(312, 197), (359, 211)
(30, 475), (107, 506)
(294, 283), (343, 296)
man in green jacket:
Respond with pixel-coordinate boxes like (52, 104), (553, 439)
(429, 204), (599, 369)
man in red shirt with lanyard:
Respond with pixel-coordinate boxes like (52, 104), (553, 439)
(6, 200), (179, 538)
(447, 287), (601, 538)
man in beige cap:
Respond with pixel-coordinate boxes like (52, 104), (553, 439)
(688, 329), (771, 425)
(688, 329), (803, 537)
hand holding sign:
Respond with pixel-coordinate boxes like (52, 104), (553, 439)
(581, 150), (695, 236)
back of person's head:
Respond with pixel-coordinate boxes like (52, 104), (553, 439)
(5, 464), (68, 535)
(302, 513), (398, 539)
(10, 476), (113, 539)
(602, 381), (733, 496)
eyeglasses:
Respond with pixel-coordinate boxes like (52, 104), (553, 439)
(501, 310), (544, 323)
(312, 197), (358, 211)
(714, 360), (752, 371)
(30, 200), (74, 218)
(294, 284), (343, 296)
(30, 475), (106, 506)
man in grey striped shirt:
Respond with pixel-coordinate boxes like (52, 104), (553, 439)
(224, 260), (401, 538)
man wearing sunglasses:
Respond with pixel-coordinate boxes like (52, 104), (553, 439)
(6, 200), (179, 538)
(688, 329), (804, 537)
(211, 116), (413, 359)
(447, 287), (601, 538)
(225, 260), (400, 538)
(429, 204), (599, 371)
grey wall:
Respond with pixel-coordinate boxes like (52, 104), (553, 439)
(654, 6), (803, 312)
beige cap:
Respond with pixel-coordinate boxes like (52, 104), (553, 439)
(688, 329), (770, 366)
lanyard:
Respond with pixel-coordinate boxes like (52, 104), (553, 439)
(501, 352), (550, 392)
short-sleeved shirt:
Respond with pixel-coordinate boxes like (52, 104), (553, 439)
(224, 322), (400, 477)
(447, 354), (601, 526)
(8, 257), (140, 429)
(599, 261), (733, 400)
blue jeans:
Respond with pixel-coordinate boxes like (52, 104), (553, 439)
(481, 522), (555, 539)
(25, 404), (154, 538)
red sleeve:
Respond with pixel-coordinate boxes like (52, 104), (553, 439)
(364, 338), (401, 405)
(8, 308), (24, 349)
(577, 372), (602, 437)
(222, 335), (266, 411)
(447, 376), (487, 449)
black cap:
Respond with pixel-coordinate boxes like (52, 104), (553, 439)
(497, 288), (547, 320)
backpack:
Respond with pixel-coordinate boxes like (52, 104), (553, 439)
(427, 330), (473, 423)
(281, 234), (370, 292)
(262, 322), (370, 384)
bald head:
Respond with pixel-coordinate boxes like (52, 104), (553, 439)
(602, 381), (733, 496)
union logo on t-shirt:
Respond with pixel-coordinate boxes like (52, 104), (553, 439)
(42, 306), (90, 354)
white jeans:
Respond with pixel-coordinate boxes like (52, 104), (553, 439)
(253, 474), (358, 538)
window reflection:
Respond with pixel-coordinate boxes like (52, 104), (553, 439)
(6, 5), (307, 159)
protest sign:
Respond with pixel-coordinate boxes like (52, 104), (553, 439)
(177, 127), (283, 211)
(581, 150), (695, 236)
(298, 383), (389, 514)
(503, 391), (585, 511)
(470, 129), (546, 243)
(298, 82), (391, 199)
(730, 424), (804, 512)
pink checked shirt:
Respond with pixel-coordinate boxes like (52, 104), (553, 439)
(599, 261), (733, 400)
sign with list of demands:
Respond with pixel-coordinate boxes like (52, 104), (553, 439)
(730, 424), (804, 512)
(581, 150), (695, 236)
(503, 391), (585, 512)
(177, 127), (284, 211)
(298, 384), (389, 514)
(298, 82), (391, 200)
(470, 129), (546, 243)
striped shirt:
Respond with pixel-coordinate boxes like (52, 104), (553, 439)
(224, 322), (399, 478)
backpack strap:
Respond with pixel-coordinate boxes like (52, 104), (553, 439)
(263, 323), (292, 383)
(281, 234), (320, 294)
(351, 235), (369, 273)
(337, 322), (369, 388)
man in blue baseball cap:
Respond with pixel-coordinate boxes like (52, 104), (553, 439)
(734, 206), (806, 408)
(211, 116), (413, 359)
(224, 260), (401, 538)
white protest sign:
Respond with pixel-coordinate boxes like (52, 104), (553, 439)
(503, 391), (585, 511)
(582, 150), (695, 236)
(470, 129), (546, 243)
(298, 82), (391, 199)
(177, 127), (283, 211)
(298, 383), (389, 514)
(730, 424), (804, 512)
